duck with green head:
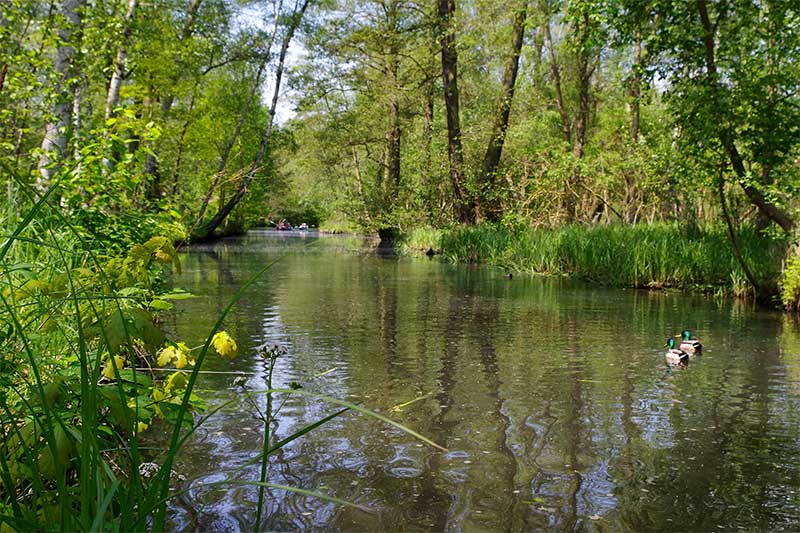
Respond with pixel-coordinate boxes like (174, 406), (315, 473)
(679, 330), (702, 355)
(665, 338), (689, 366)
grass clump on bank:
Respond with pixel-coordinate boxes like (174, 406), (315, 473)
(406, 223), (787, 296)
(781, 245), (800, 311)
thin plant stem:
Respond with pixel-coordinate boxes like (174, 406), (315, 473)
(255, 352), (277, 529)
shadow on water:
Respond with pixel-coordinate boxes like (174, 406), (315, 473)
(158, 231), (800, 531)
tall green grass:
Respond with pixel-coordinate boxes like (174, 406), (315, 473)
(781, 245), (800, 311)
(412, 222), (786, 295)
(401, 226), (444, 253)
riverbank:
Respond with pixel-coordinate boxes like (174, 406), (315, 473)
(402, 223), (789, 299)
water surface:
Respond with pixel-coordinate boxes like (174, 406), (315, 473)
(161, 230), (800, 531)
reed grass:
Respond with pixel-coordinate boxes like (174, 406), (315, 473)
(401, 226), (444, 253)
(781, 247), (800, 311)
(409, 222), (786, 295)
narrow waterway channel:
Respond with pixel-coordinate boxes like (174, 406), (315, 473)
(161, 230), (800, 531)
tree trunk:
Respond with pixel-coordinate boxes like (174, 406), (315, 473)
(543, 20), (570, 144)
(0, 0), (7, 95)
(383, 95), (401, 192)
(191, 0), (284, 228)
(565, 11), (593, 223)
(382, 2), (401, 203)
(421, 80), (435, 220)
(196, 0), (310, 240)
(191, 59), (269, 230)
(718, 176), (761, 294)
(624, 28), (641, 221)
(101, 0), (138, 171)
(104, 0), (138, 121)
(438, 0), (471, 223)
(696, 0), (794, 233)
(37, 0), (85, 190)
(218, 61), (270, 175)
(479, 2), (527, 222)
(144, 0), (202, 196)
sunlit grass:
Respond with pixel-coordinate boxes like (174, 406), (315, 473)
(425, 222), (786, 294)
(401, 226), (444, 253)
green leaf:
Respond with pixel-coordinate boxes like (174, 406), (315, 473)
(102, 308), (165, 355)
(148, 299), (173, 311)
(115, 370), (153, 387)
(160, 290), (195, 300)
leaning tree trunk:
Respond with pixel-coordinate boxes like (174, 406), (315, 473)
(190, 0), (283, 230)
(37, 0), (85, 191)
(195, 0), (311, 240)
(543, 19), (571, 144)
(191, 59), (268, 230)
(696, 0), (794, 233)
(192, 55), (275, 231)
(438, 0), (472, 223)
(479, 1), (527, 222)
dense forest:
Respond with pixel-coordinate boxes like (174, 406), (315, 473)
(2, 0), (800, 299)
(1, 0), (800, 529)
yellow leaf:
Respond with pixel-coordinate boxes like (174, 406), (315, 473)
(174, 350), (188, 369)
(137, 421), (149, 434)
(212, 331), (238, 359)
(102, 355), (126, 380)
(157, 345), (177, 367)
(175, 342), (193, 369)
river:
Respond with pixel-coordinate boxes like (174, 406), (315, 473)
(161, 230), (800, 531)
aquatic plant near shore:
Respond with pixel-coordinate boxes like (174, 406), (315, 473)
(404, 222), (786, 296)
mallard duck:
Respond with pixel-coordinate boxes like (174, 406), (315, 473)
(679, 330), (702, 355)
(665, 337), (689, 366)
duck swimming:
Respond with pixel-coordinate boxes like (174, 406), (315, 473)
(665, 337), (689, 366)
(679, 330), (702, 355)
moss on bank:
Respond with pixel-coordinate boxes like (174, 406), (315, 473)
(403, 223), (788, 298)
